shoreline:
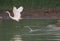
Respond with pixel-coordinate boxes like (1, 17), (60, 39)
(0, 8), (60, 19)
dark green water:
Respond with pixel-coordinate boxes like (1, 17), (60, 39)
(0, 19), (60, 41)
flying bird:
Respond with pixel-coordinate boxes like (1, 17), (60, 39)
(6, 6), (23, 22)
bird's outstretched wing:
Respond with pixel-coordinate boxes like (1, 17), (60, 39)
(13, 6), (17, 14)
(17, 6), (23, 13)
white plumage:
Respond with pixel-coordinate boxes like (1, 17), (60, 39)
(6, 6), (23, 22)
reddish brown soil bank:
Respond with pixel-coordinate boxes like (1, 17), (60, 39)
(0, 8), (60, 19)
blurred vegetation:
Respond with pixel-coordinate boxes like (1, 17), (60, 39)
(0, 0), (60, 10)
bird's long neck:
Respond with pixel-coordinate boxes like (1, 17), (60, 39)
(6, 11), (14, 19)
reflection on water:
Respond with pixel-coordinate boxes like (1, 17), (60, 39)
(10, 35), (22, 41)
(1, 19), (60, 41)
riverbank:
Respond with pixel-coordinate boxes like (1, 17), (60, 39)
(0, 8), (60, 19)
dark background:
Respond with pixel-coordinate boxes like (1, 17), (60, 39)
(0, 0), (60, 10)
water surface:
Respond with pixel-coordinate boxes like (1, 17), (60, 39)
(0, 19), (60, 41)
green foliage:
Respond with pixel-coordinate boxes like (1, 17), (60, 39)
(0, 0), (60, 10)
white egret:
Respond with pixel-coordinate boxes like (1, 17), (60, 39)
(6, 6), (23, 22)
